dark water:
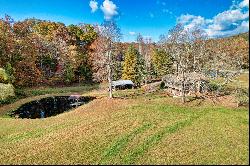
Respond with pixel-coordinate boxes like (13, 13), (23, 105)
(11, 96), (96, 119)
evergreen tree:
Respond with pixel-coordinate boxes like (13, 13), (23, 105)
(122, 45), (145, 86)
(4, 62), (15, 84)
(152, 48), (173, 77)
(64, 65), (74, 84)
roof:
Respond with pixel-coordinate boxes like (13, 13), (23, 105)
(111, 80), (134, 87)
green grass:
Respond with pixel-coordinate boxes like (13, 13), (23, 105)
(0, 89), (248, 165)
(25, 84), (99, 96)
(0, 84), (99, 117)
(0, 84), (99, 106)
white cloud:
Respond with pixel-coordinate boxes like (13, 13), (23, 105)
(206, 20), (249, 37)
(100, 0), (118, 20)
(239, 0), (249, 8)
(129, 32), (136, 35)
(89, 0), (98, 13)
(177, 0), (249, 37)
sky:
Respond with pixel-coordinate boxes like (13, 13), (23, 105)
(0, 0), (249, 42)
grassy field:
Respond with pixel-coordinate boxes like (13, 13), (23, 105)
(0, 83), (99, 106)
(0, 84), (99, 116)
(0, 88), (248, 165)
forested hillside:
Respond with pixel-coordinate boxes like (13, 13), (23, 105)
(0, 15), (249, 89)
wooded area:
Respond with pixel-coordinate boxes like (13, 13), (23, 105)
(0, 15), (249, 101)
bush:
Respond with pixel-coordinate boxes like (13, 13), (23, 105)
(5, 62), (15, 84)
(0, 83), (15, 100)
(207, 82), (232, 95)
(234, 88), (249, 107)
(64, 65), (75, 84)
(208, 82), (220, 91)
(0, 68), (9, 83)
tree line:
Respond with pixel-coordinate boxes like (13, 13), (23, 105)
(0, 15), (248, 99)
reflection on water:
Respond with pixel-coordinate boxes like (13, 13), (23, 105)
(11, 96), (96, 119)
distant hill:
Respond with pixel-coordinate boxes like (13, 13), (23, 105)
(225, 32), (249, 41)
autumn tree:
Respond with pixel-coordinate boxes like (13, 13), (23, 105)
(0, 15), (18, 67)
(152, 48), (173, 77)
(91, 21), (121, 98)
(122, 45), (145, 86)
(166, 24), (209, 103)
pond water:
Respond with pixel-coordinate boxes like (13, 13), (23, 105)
(10, 96), (96, 119)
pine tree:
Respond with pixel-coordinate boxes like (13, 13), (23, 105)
(152, 48), (173, 77)
(122, 45), (145, 86)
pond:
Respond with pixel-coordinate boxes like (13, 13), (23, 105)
(10, 96), (96, 119)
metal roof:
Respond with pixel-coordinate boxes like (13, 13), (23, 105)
(111, 80), (134, 87)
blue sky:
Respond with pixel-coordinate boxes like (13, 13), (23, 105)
(0, 0), (249, 42)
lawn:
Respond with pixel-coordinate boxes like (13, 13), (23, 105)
(0, 89), (248, 165)
(0, 83), (99, 107)
(0, 84), (99, 116)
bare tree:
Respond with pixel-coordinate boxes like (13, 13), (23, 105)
(166, 24), (209, 103)
(91, 21), (121, 98)
(137, 33), (144, 55)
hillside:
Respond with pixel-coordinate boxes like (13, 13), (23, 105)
(230, 32), (249, 41)
(0, 89), (248, 165)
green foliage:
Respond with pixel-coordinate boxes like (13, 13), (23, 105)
(208, 82), (220, 91)
(77, 64), (93, 82)
(122, 45), (145, 86)
(0, 83), (15, 100)
(80, 24), (98, 44)
(152, 48), (173, 77)
(33, 21), (60, 40)
(122, 46), (137, 82)
(4, 62), (15, 83)
(0, 68), (9, 83)
(67, 24), (97, 44)
(113, 60), (123, 81)
(0, 88), (27, 106)
(234, 88), (249, 106)
(64, 65), (75, 84)
(136, 50), (146, 85)
(41, 56), (57, 70)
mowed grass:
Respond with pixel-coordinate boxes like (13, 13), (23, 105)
(0, 84), (99, 116)
(0, 90), (249, 165)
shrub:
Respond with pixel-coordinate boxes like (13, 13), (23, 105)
(207, 82), (232, 95)
(5, 62), (15, 84)
(64, 65), (75, 84)
(208, 82), (220, 91)
(0, 68), (9, 83)
(234, 88), (249, 107)
(0, 83), (15, 100)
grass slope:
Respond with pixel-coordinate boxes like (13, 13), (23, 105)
(0, 90), (248, 165)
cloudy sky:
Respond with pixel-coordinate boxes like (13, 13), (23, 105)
(0, 0), (249, 42)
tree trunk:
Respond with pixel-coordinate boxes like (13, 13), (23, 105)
(181, 71), (185, 103)
(176, 63), (179, 76)
(107, 50), (113, 98)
